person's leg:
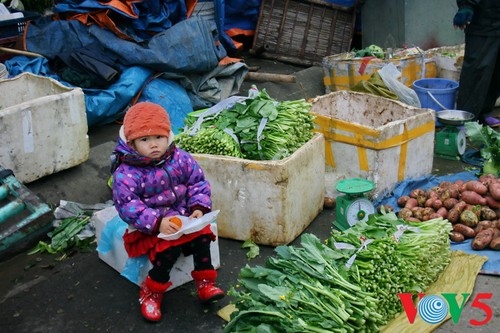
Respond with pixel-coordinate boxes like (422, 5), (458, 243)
(184, 235), (224, 303)
(139, 246), (182, 321)
(457, 35), (498, 120)
(481, 38), (500, 119)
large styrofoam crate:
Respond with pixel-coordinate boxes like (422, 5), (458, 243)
(193, 133), (325, 246)
(425, 44), (464, 82)
(310, 91), (435, 199)
(0, 73), (89, 183)
(93, 206), (221, 289)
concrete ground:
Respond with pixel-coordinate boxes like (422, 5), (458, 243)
(0, 57), (498, 333)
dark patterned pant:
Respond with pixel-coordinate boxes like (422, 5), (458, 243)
(149, 234), (214, 283)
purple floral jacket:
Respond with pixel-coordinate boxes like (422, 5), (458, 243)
(112, 133), (211, 235)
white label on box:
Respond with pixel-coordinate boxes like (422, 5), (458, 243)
(22, 110), (34, 153)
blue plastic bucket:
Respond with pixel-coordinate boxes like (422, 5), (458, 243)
(412, 78), (459, 111)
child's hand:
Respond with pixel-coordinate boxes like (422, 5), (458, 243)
(159, 217), (181, 235)
(189, 210), (203, 219)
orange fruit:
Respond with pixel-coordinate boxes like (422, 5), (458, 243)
(169, 216), (182, 228)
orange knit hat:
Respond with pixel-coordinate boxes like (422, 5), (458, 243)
(123, 102), (171, 142)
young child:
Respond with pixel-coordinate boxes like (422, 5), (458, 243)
(111, 102), (224, 322)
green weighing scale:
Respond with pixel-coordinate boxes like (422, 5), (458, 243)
(435, 110), (474, 160)
(334, 178), (376, 231)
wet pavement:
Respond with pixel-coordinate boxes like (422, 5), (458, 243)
(0, 57), (498, 332)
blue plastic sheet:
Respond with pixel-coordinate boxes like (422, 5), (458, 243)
(5, 56), (154, 126)
(96, 214), (148, 284)
(374, 171), (500, 276)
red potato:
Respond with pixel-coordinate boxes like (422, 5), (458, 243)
(463, 180), (488, 195)
(472, 229), (494, 250)
(460, 191), (487, 206)
(405, 217), (422, 223)
(447, 184), (460, 199)
(417, 194), (428, 207)
(453, 224), (476, 239)
(439, 189), (452, 202)
(455, 179), (465, 187)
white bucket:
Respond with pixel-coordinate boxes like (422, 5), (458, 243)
(0, 63), (8, 80)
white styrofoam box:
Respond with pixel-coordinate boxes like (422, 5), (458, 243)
(193, 133), (325, 246)
(425, 44), (464, 82)
(0, 73), (89, 183)
(310, 91), (435, 199)
(93, 206), (220, 289)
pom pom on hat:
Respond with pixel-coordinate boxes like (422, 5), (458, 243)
(123, 102), (171, 142)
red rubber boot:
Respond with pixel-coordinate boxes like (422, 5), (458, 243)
(191, 270), (225, 304)
(139, 276), (172, 322)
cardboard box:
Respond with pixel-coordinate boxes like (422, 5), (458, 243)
(93, 206), (221, 289)
(310, 91), (435, 199)
(0, 73), (89, 183)
(193, 133), (325, 246)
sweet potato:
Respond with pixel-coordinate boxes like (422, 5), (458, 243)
(425, 198), (435, 208)
(464, 180), (488, 195)
(405, 217), (422, 223)
(490, 237), (500, 250)
(475, 220), (495, 233)
(447, 184), (460, 199)
(489, 182), (500, 201)
(454, 200), (468, 213)
(439, 189), (452, 202)
(397, 195), (410, 207)
(453, 224), (476, 239)
(450, 231), (465, 243)
(485, 195), (500, 209)
(460, 191), (487, 206)
(405, 198), (418, 209)
(439, 181), (453, 189)
(443, 198), (459, 210)
(411, 207), (424, 220)
(432, 199), (443, 210)
(472, 229), (494, 250)
(436, 207), (448, 219)
(460, 210), (479, 227)
(454, 179), (465, 187)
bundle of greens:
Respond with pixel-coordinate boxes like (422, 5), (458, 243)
(464, 121), (500, 176)
(225, 212), (452, 332)
(175, 127), (243, 158)
(327, 212), (452, 324)
(176, 88), (315, 160)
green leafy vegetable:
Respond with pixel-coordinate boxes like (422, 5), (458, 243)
(464, 121), (500, 176)
(242, 239), (260, 260)
(225, 212), (452, 332)
(28, 214), (93, 258)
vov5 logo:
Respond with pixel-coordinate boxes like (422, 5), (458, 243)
(398, 293), (493, 325)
